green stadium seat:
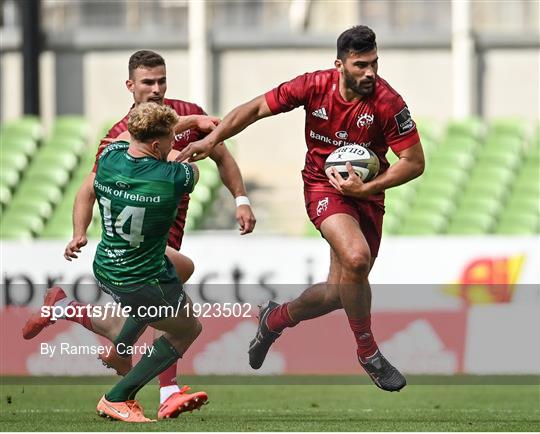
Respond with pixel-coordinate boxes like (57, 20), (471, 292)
(482, 136), (523, 157)
(0, 224), (34, 240)
(415, 181), (460, 201)
(456, 195), (502, 217)
(496, 210), (539, 234)
(463, 181), (508, 201)
(421, 166), (467, 188)
(475, 150), (520, 170)
(415, 118), (441, 143)
(429, 152), (475, 171)
(38, 153), (79, 172)
(410, 195), (456, 217)
(6, 199), (54, 220)
(437, 137), (478, 153)
(386, 183), (416, 202)
(304, 220), (321, 237)
(384, 198), (410, 218)
(198, 167), (221, 190)
(0, 152), (29, 172)
(41, 221), (73, 239)
(488, 118), (528, 140)
(87, 220), (102, 239)
(446, 211), (494, 234)
(2, 136), (38, 157)
(1, 212), (44, 236)
(1, 116), (42, 141)
(468, 165), (514, 185)
(495, 222), (537, 235)
(0, 185), (12, 209)
(386, 150), (399, 165)
(24, 167), (70, 188)
(399, 211), (447, 235)
(15, 184), (63, 205)
(498, 209), (539, 225)
(43, 137), (86, 155)
(190, 184), (212, 205)
(505, 192), (540, 215)
(445, 117), (484, 142)
(512, 177), (540, 196)
(382, 213), (400, 235)
(0, 167), (20, 190)
(52, 116), (89, 141)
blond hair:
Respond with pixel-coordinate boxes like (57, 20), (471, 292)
(128, 102), (179, 142)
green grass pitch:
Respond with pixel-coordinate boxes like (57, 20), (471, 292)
(1, 376), (539, 431)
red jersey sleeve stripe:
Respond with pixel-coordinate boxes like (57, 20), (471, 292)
(264, 90), (281, 115)
(389, 130), (420, 153)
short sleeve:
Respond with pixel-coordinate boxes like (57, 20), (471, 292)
(379, 97), (420, 153)
(173, 162), (196, 198)
(264, 73), (311, 115)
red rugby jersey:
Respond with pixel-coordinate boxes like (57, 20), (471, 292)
(264, 69), (420, 199)
(94, 98), (206, 250)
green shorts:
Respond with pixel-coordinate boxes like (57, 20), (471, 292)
(95, 257), (186, 324)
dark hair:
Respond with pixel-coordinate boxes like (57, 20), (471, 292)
(128, 50), (165, 77)
(337, 26), (377, 60)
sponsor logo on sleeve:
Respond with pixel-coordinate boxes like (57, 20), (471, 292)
(394, 106), (415, 135)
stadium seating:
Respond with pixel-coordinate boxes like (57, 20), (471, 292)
(337, 117), (538, 237)
(1, 116), (539, 238)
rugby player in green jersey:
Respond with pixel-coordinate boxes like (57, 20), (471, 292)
(87, 102), (204, 422)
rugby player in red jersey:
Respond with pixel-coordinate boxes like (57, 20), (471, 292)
(178, 26), (425, 392)
(22, 50), (256, 418)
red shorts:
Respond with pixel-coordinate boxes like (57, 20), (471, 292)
(304, 190), (385, 258)
(167, 194), (189, 250)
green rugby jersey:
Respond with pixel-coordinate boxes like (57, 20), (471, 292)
(92, 141), (195, 289)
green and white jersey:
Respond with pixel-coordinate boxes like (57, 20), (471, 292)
(92, 141), (195, 289)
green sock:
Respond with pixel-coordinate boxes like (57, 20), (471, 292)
(106, 336), (180, 402)
(113, 316), (145, 352)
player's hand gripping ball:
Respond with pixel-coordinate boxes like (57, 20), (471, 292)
(324, 144), (380, 181)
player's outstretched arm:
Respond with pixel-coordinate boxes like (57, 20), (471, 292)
(64, 172), (95, 261)
(176, 95), (273, 162)
(209, 144), (256, 235)
(175, 115), (220, 136)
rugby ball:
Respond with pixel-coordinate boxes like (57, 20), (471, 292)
(324, 145), (380, 181)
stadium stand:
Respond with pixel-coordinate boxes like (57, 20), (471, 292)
(0, 118), (224, 239)
(1, 117), (538, 239)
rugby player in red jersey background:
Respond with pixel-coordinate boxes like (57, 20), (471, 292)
(23, 50), (256, 419)
(179, 25), (425, 392)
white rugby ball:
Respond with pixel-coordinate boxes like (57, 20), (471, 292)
(324, 145), (380, 181)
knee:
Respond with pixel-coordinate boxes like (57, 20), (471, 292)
(342, 251), (371, 278)
(180, 257), (195, 283)
(188, 318), (203, 343)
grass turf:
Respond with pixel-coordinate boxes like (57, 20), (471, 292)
(1, 376), (539, 431)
